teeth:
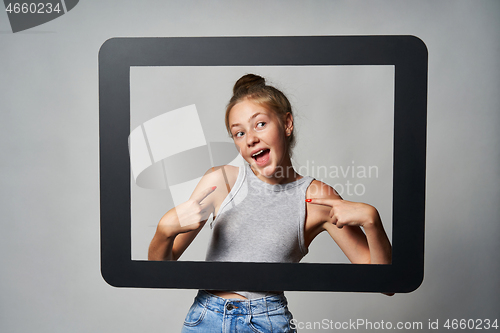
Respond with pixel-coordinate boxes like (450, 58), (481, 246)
(252, 149), (265, 157)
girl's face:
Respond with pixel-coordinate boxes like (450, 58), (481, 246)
(228, 99), (293, 182)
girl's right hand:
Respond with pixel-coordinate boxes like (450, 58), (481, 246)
(157, 186), (217, 239)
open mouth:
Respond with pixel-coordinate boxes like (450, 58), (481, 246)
(252, 149), (270, 165)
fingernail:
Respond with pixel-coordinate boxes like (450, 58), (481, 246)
(305, 199), (311, 202)
(212, 186), (217, 190)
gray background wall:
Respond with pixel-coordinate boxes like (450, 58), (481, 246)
(1, 1), (499, 332)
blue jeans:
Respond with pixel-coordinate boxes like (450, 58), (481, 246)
(181, 290), (296, 333)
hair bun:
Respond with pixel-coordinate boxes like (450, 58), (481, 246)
(233, 74), (265, 94)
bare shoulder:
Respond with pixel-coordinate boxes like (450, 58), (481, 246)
(192, 165), (240, 212)
(306, 180), (342, 201)
(304, 180), (341, 245)
(201, 165), (239, 188)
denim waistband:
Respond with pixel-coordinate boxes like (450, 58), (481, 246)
(196, 290), (288, 315)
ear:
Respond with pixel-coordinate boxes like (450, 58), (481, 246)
(284, 112), (294, 136)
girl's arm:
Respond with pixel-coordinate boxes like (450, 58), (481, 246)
(148, 166), (236, 261)
(306, 181), (392, 265)
(316, 198), (392, 265)
(148, 186), (216, 261)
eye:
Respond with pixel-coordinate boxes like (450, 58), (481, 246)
(256, 122), (266, 129)
(234, 131), (244, 138)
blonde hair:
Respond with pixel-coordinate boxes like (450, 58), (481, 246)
(225, 74), (296, 151)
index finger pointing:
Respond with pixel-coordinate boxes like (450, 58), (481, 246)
(194, 186), (217, 204)
(305, 198), (334, 207)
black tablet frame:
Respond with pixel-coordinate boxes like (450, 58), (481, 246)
(99, 36), (427, 293)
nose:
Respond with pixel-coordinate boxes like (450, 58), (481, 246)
(246, 130), (259, 146)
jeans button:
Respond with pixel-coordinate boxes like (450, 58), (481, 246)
(226, 303), (234, 311)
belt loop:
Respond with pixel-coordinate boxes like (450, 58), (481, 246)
(246, 298), (251, 316)
(202, 291), (210, 309)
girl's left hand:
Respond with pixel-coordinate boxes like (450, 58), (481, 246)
(306, 197), (393, 296)
(306, 198), (378, 229)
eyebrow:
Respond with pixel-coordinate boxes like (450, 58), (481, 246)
(230, 112), (265, 129)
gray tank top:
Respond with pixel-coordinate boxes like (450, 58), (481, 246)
(205, 164), (314, 298)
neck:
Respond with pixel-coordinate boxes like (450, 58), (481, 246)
(250, 156), (301, 185)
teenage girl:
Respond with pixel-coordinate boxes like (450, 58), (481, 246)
(148, 74), (392, 332)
